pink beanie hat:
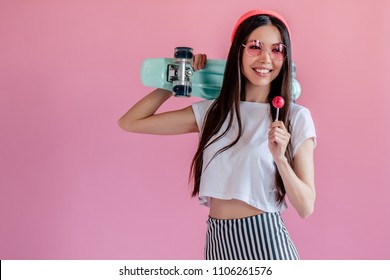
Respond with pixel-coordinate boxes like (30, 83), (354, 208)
(231, 9), (291, 43)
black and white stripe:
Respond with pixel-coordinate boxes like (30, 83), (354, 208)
(205, 212), (299, 260)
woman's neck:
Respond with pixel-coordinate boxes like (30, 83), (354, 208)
(245, 84), (270, 103)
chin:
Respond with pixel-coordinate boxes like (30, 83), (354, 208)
(249, 80), (272, 88)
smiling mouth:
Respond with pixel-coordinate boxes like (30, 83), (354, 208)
(254, 68), (272, 74)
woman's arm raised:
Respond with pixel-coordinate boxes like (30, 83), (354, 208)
(118, 88), (199, 135)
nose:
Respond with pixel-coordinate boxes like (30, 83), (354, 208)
(257, 49), (272, 64)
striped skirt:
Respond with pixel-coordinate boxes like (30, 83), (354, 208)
(205, 212), (299, 260)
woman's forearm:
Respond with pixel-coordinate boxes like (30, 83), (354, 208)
(276, 157), (315, 218)
(275, 139), (316, 218)
(118, 89), (172, 132)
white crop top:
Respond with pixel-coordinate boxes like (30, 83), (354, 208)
(192, 100), (316, 213)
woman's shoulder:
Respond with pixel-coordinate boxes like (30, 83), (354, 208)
(192, 99), (215, 107)
(191, 99), (215, 123)
(192, 99), (215, 113)
(289, 102), (315, 123)
(290, 102), (310, 111)
(290, 102), (312, 116)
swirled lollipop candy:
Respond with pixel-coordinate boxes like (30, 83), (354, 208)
(272, 96), (285, 121)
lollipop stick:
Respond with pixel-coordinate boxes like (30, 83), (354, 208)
(275, 109), (280, 121)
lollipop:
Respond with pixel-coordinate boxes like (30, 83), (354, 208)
(272, 96), (285, 121)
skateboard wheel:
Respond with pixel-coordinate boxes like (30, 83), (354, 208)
(292, 78), (301, 101)
(173, 85), (192, 97)
(291, 62), (301, 101)
(173, 80), (192, 97)
(292, 62), (297, 77)
(174, 47), (194, 59)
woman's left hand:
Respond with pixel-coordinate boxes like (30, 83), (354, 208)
(268, 121), (291, 163)
(192, 53), (207, 71)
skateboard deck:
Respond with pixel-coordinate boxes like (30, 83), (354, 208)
(141, 52), (301, 100)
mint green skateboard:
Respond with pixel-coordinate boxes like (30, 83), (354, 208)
(140, 47), (301, 100)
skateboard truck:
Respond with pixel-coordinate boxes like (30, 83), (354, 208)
(168, 47), (194, 97)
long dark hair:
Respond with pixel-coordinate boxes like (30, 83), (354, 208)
(190, 14), (293, 204)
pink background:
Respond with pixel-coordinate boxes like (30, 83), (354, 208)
(1, 0), (389, 260)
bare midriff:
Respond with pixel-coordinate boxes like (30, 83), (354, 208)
(209, 198), (264, 219)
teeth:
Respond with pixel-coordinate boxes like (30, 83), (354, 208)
(255, 69), (271, 74)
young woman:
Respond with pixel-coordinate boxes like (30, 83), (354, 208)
(119, 9), (316, 260)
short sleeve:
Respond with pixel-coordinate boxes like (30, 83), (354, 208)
(290, 105), (317, 156)
(191, 99), (214, 131)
